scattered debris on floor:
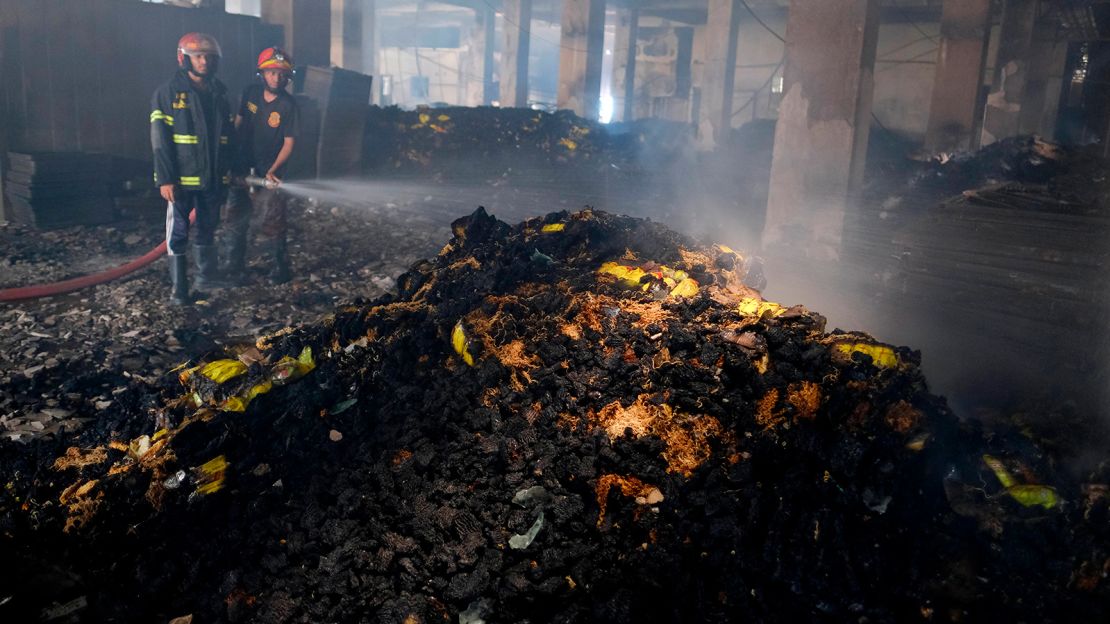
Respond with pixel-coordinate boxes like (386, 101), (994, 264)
(0, 198), (445, 444)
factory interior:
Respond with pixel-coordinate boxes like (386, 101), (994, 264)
(0, 0), (1108, 622)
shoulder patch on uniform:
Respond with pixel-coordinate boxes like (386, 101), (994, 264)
(267, 111), (281, 128)
(173, 92), (189, 109)
(246, 101), (258, 114)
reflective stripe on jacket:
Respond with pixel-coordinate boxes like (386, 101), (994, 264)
(150, 71), (234, 191)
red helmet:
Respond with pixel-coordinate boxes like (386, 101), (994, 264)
(177, 33), (222, 71)
(257, 47), (295, 74)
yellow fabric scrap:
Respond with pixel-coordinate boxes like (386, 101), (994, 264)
(200, 455), (228, 474)
(598, 261), (700, 299)
(598, 262), (648, 290)
(271, 347), (316, 384)
(221, 380), (275, 412)
(452, 321), (476, 366)
(1006, 484), (1060, 509)
(195, 455), (228, 495)
(670, 278), (699, 299)
(738, 298), (785, 318)
(437, 114), (450, 122)
(833, 343), (899, 368)
(541, 223), (566, 233)
(559, 138), (578, 151)
(196, 479), (225, 495)
(418, 113), (430, 125)
(198, 359), (248, 384)
(221, 397), (249, 413)
(983, 455), (1016, 488)
(983, 455), (1059, 509)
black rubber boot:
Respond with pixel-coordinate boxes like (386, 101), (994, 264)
(223, 235), (248, 286)
(271, 236), (291, 285)
(168, 255), (192, 306)
(193, 244), (228, 290)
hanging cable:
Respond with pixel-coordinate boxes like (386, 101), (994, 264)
(738, 0), (785, 43)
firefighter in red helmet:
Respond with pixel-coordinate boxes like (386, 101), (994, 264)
(150, 33), (234, 305)
(222, 46), (300, 285)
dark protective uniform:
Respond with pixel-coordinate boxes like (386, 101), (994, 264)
(151, 71), (234, 257)
(224, 84), (300, 282)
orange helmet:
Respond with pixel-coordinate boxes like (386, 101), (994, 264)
(257, 47), (295, 75)
(177, 33), (222, 72)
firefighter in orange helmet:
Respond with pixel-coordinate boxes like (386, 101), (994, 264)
(222, 47), (300, 285)
(150, 33), (235, 304)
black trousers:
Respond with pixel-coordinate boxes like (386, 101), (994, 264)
(165, 189), (225, 256)
(224, 185), (288, 246)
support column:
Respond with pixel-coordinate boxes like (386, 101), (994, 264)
(763, 0), (880, 261)
(502, 0), (533, 108)
(331, 0), (363, 72)
(924, 0), (992, 152)
(697, 0), (740, 149)
(1018, 19), (1068, 138)
(262, 0), (331, 69)
(362, 0), (378, 99)
(981, 0), (1037, 145)
(483, 6), (496, 105)
(612, 8), (639, 122)
(557, 0), (607, 119)
(463, 9), (493, 106)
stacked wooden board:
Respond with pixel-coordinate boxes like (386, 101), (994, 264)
(4, 152), (117, 228)
(302, 66), (372, 178)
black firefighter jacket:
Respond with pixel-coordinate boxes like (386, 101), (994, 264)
(150, 71), (233, 192)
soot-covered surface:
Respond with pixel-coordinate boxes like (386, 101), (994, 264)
(1, 209), (1106, 623)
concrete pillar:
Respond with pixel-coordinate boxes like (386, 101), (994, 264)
(557, 0), (607, 119)
(483, 6), (496, 105)
(1018, 19), (1068, 138)
(697, 0), (741, 149)
(981, 0), (1037, 145)
(612, 8), (639, 122)
(924, 0), (992, 153)
(262, 0), (331, 69)
(331, 0), (362, 72)
(502, 0), (533, 107)
(763, 0), (880, 261)
(463, 9), (494, 106)
(362, 0), (378, 96)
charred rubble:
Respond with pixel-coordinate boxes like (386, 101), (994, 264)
(0, 208), (1107, 623)
(361, 106), (695, 181)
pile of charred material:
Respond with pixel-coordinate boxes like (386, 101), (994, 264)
(1, 209), (1106, 623)
(362, 106), (694, 180)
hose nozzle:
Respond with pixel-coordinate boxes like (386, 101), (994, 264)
(243, 175), (279, 190)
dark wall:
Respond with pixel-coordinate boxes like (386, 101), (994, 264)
(0, 0), (282, 161)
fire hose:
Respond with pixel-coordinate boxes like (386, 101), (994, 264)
(0, 176), (277, 303)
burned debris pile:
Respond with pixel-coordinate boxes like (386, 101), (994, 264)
(362, 106), (694, 181)
(1, 209), (1107, 623)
